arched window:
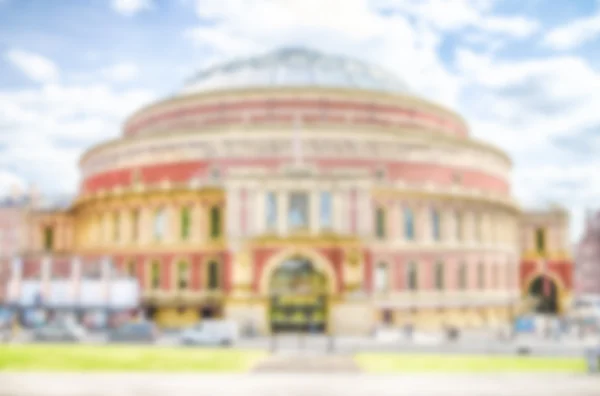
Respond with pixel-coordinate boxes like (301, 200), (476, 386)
(180, 207), (191, 240)
(177, 261), (189, 290)
(209, 206), (222, 239)
(207, 260), (221, 290)
(43, 226), (54, 251)
(406, 261), (418, 291)
(404, 207), (415, 241)
(375, 207), (386, 239)
(288, 192), (309, 230)
(455, 211), (463, 241)
(535, 228), (546, 254)
(374, 262), (389, 293)
(150, 260), (161, 289)
(266, 192), (277, 230)
(126, 260), (136, 278)
(113, 212), (120, 242)
(154, 208), (166, 241)
(131, 209), (139, 242)
(431, 208), (441, 241)
(434, 261), (444, 290)
(320, 191), (333, 229)
(458, 262), (467, 290)
(477, 262), (485, 289)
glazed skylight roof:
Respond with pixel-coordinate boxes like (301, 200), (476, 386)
(179, 47), (410, 95)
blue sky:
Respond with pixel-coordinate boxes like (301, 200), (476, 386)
(0, 0), (599, 242)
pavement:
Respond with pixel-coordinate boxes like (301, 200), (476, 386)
(6, 329), (599, 358)
(0, 373), (599, 396)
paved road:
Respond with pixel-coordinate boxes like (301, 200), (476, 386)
(8, 330), (598, 357)
(1, 373), (599, 396)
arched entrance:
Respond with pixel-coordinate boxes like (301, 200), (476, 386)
(527, 276), (559, 314)
(269, 256), (329, 334)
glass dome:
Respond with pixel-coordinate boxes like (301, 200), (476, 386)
(179, 47), (410, 96)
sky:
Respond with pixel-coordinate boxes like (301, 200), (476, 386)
(0, 0), (599, 242)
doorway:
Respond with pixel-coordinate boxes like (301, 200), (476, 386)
(269, 257), (329, 334)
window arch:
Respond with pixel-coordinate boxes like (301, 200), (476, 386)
(176, 260), (190, 290)
(374, 262), (389, 293)
(406, 261), (418, 291)
(180, 207), (192, 240)
(206, 260), (221, 290)
(404, 207), (415, 241)
(458, 262), (467, 290)
(43, 226), (54, 251)
(455, 211), (463, 241)
(154, 207), (166, 241)
(375, 207), (386, 239)
(477, 262), (485, 289)
(431, 208), (441, 241)
(209, 206), (222, 239)
(149, 260), (161, 290)
(434, 261), (445, 290)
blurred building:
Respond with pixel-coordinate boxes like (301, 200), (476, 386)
(574, 210), (600, 311)
(4, 257), (139, 328)
(519, 206), (573, 315)
(6, 48), (533, 334)
(0, 185), (38, 304)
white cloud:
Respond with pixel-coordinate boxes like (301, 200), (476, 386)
(102, 62), (139, 82)
(111, 0), (153, 16)
(5, 49), (59, 83)
(544, 13), (600, 50)
(375, 0), (539, 37)
(0, 170), (25, 199)
(454, 48), (600, 240)
(0, 82), (155, 196)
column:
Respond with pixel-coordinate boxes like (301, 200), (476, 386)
(226, 187), (240, 240)
(357, 189), (372, 237)
(310, 189), (319, 234)
(9, 256), (23, 304)
(333, 189), (345, 234)
(253, 189), (266, 235)
(71, 256), (81, 305)
(101, 256), (111, 306)
(191, 203), (203, 243)
(120, 207), (130, 246)
(277, 190), (287, 236)
(41, 256), (51, 300)
(398, 202), (406, 242)
(139, 207), (152, 245)
(418, 204), (430, 243)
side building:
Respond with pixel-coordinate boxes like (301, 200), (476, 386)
(574, 209), (600, 314)
(519, 206), (574, 316)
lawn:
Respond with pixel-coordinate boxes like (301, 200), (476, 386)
(0, 344), (266, 372)
(355, 353), (588, 373)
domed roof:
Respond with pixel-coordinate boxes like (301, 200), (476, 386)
(179, 47), (410, 96)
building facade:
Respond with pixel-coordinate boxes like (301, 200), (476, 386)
(8, 48), (528, 334)
(575, 210), (600, 309)
(519, 206), (573, 315)
(0, 187), (37, 305)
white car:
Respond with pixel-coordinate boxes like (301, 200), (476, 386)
(180, 320), (239, 347)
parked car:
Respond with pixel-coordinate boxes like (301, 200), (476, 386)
(32, 321), (87, 343)
(180, 320), (239, 346)
(107, 322), (158, 343)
